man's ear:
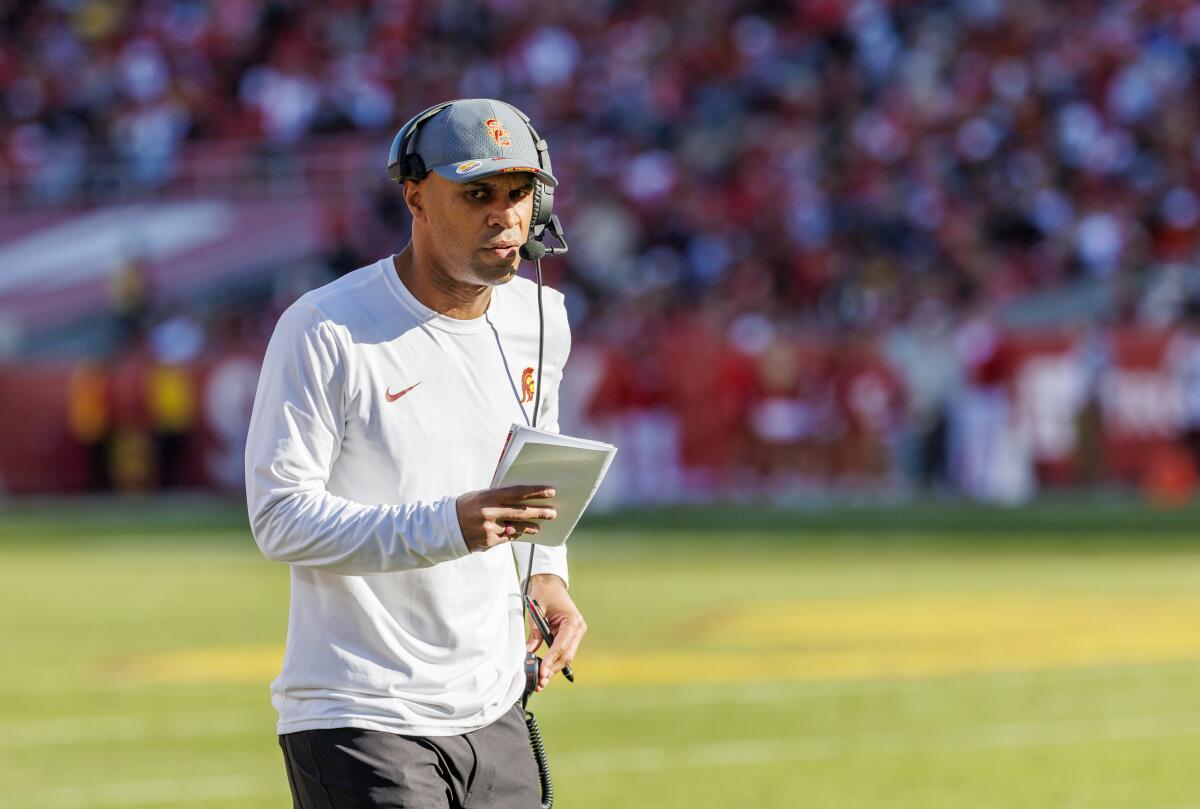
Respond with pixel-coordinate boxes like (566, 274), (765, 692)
(402, 179), (425, 220)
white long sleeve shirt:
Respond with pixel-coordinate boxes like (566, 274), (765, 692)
(245, 256), (570, 736)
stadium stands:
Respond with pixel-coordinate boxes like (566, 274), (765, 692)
(2, 0), (1199, 499)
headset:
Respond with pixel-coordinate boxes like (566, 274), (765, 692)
(387, 99), (567, 258)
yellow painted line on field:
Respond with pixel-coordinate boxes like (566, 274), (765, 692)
(111, 645), (283, 684)
(117, 593), (1200, 687)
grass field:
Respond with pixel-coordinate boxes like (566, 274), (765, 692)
(2, 497), (1200, 809)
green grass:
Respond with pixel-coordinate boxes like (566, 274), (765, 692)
(1, 497), (1199, 808)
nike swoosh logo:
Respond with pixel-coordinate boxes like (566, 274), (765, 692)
(385, 382), (421, 402)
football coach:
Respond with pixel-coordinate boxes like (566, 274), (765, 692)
(245, 98), (585, 808)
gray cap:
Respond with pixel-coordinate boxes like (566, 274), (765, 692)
(413, 99), (558, 187)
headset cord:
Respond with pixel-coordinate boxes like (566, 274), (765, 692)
(521, 256), (554, 809)
(525, 707), (554, 809)
(523, 256), (545, 602)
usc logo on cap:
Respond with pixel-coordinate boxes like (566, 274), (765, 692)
(485, 119), (512, 148)
(519, 366), (536, 404)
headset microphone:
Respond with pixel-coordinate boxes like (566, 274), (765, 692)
(520, 213), (570, 263)
(520, 240), (547, 262)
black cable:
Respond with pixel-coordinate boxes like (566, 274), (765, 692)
(525, 709), (554, 809)
(523, 257), (545, 602)
(532, 257), (544, 431)
(520, 255), (562, 809)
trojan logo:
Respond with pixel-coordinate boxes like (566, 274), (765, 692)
(485, 118), (512, 148)
(519, 366), (536, 404)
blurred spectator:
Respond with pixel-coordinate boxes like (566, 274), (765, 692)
(885, 297), (961, 490)
(146, 361), (197, 490)
(953, 307), (1033, 504)
(147, 311), (204, 489)
(109, 254), (151, 350)
(66, 361), (112, 492)
(1167, 300), (1200, 473)
(742, 319), (840, 494)
(1070, 321), (1115, 485)
(831, 332), (905, 486)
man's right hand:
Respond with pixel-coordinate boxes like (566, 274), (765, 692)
(456, 486), (557, 553)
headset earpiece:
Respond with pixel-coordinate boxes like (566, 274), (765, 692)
(387, 100), (457, 183)
(530, 181), (545, 239)
(524, 130), (555, 239)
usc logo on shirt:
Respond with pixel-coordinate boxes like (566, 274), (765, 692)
(519, 367), (536, 404)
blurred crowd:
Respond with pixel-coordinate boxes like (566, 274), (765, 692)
(5, 0), (1200, 317)
(5, 0), (1200, 498)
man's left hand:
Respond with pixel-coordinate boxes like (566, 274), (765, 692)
(526, 574), (586, 692)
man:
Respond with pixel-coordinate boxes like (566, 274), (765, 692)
(245, 98), (585, 808)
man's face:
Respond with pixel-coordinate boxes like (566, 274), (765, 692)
(409, 172), (536, 286)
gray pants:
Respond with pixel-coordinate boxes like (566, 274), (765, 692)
(279, 702), (540, 809)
